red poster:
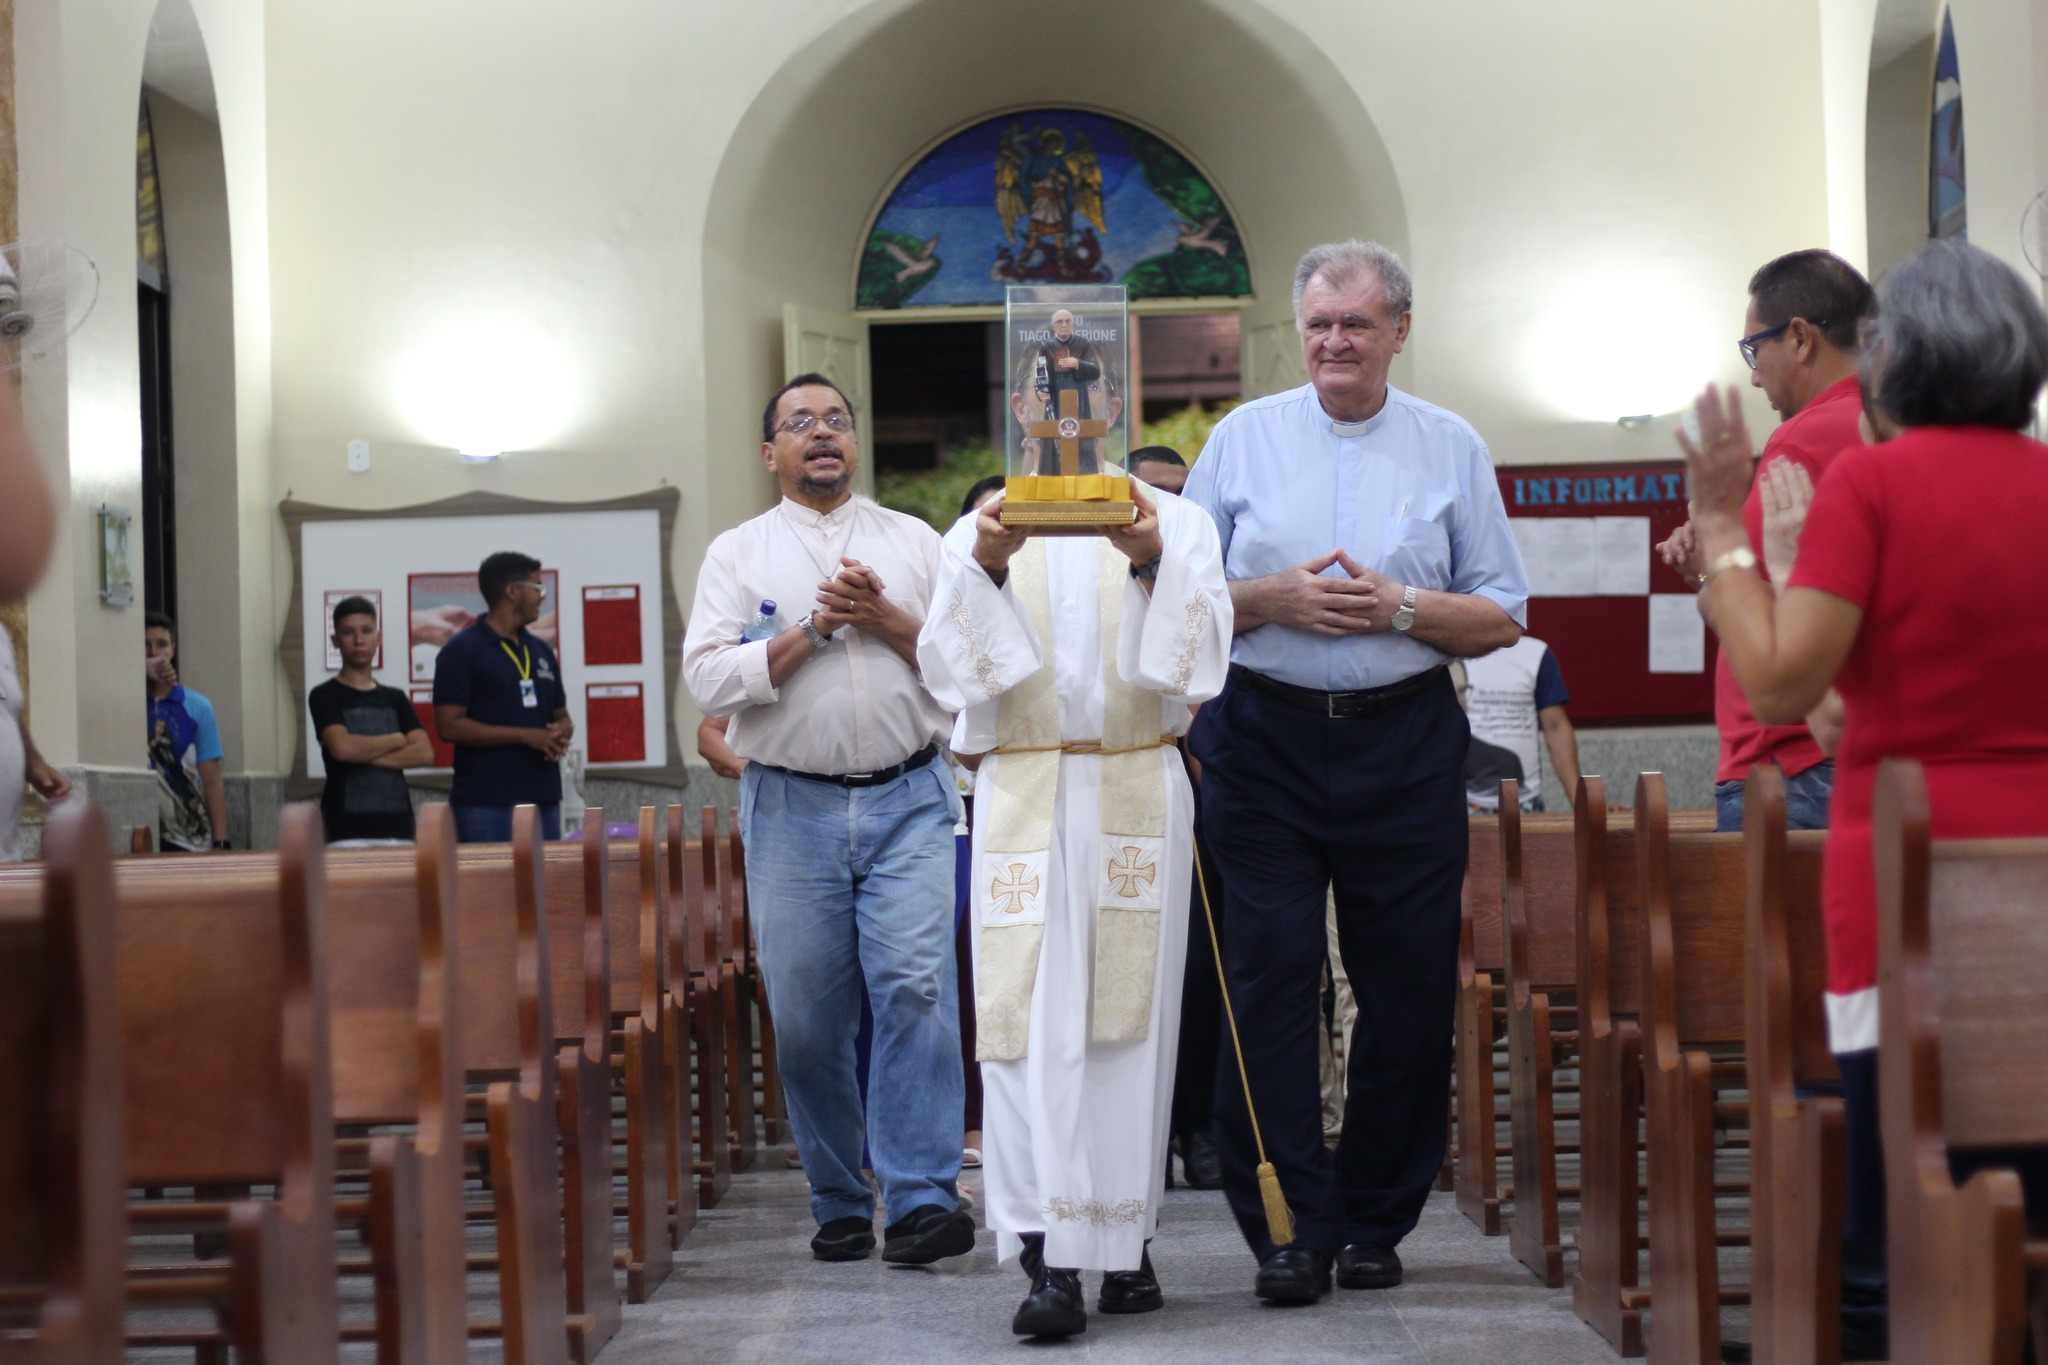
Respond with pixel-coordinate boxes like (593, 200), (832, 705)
(412, 687), (456, 769)
(582, 584), (643, 665)
(586, 683), (645, 764)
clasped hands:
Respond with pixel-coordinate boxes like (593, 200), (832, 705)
(972, 480), (1166, 576)
(1262, 550), (1408, 635)
(813, 557), (911, 637)
(529, 714), (575, 762)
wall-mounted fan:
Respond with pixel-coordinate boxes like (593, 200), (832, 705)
(0, 238), (100, 372)
(2023, 192), (2048, 279)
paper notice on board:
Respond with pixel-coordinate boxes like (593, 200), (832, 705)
(1513, 517), (1596, 597)
(1648, 593), (1706, 673)
(1593, 517), (1650, 595)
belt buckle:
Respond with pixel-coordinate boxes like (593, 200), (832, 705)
(845, 770), (876, 784)
(1326, 692), (1342, 720)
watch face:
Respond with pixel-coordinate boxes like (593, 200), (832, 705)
(1392, 608), (1415, 631)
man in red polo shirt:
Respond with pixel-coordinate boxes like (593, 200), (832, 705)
(1659, 249), (1874, 832)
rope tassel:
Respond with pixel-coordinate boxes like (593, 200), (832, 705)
(1195, 839), (1296, 1247)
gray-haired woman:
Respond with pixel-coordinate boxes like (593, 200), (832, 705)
(1679, 238), (2048, 1361)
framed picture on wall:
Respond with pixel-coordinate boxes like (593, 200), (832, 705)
(98, 504), (134, 607)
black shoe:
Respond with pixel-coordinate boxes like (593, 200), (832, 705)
(1253, 1248), (1331, 1305)
(1335, 1241), (1402, 1289)
(880, 1203), (976, 1265)
(1180, 1131), (1224, 1190)
(1013, 1234), (1087, 1337)
(810, 1214), (875, 1261)
(1098, 1246), (1164, 1314)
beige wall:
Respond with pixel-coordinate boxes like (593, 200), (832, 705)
(41, 0), (2048, 778)
(14, 0), (272, 772)
(261, 0), (1834, 749)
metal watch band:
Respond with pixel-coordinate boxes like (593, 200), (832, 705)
(1391, 583), (1419, 632)
(799, 613), (832, 650)
(1701, 546), (1758, 584)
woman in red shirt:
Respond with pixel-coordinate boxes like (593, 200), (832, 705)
(1681, 239), (2048, 1361)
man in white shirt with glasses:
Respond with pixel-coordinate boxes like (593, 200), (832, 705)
(684, 374), (974, 1267)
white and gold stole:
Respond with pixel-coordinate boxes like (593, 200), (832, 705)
(972, 538), (1168, 1062)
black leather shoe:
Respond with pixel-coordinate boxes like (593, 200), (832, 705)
(1097, 1246), (1164, 1314)
(1013, 1235), (1087, 1337)
(1253, 1248), (1331, 1304)
(880, 1203), (976, 1264)
(1335, 1241), (1402, 1289)
(1180, 1131), (1224, 1190)
(810, 1214), (875, 1261)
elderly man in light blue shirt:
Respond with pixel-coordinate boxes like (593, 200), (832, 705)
(1182, 239), (1527, 1305)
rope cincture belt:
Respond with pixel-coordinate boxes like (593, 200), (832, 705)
(991, 735), (1177, 756)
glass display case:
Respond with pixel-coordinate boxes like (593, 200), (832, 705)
(999, 284), (1134, 532)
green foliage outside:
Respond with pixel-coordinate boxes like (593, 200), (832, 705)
(1139, 400), (1239, 466)
(1119, 126), (1250, 300)
(857, 229), (942, 309)
(874, 442), (1004, 532)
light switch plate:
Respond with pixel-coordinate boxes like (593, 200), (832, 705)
(346, 439), (371, 473)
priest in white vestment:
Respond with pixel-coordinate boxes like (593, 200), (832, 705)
(918, 479), (1231, 1338)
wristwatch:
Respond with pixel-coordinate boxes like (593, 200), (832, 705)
(798, 613), (834, 650)
(1129, 555), (1162, 583)
(1700, 546), (1758, 584)
(1391, 584), (1419, 632)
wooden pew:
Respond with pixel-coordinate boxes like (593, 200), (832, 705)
(1637, 772), (1752, 1364)
(1571, 773), (1649, 1357)
(537, 814), (628, 1355)
(704, 807), (758, 1173)
(0, 805), (125, 1365)
(727, 822), (785, 1146)
(596, 808), (676, 1300)
(1502, 784), (1584, 1289)
(322, 807), (469, 1365)
(1455, 811), (1508, 1235)
(1742, 765), (1843, 1365)
(667, 806), (732, 1212)
(1877, 759), (2048, 1364)
(115, 805), (341, 1362)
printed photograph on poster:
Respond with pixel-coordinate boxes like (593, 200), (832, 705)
(406, 569), (558, 682)
(582, 584), (643, 666)
(322, 589), (384, 672)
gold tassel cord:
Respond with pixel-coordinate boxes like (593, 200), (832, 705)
(1193, 837), (1296, 1247)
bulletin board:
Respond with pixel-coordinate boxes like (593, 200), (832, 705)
(279, 488), (684, 798)
(1498, 460), (1715, 725)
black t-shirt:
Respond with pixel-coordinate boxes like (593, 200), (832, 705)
(430, 620), (566, 807)
(309, 680), (423, 842)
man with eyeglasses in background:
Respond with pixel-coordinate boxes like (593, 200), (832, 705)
(432, 549), (573, 842)
(1656, 248), (1873, 834)
(683, 374), (975, 1268)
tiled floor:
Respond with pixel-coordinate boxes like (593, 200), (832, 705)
(603, 1151), (1629, 1363)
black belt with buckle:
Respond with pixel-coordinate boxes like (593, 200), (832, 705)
(754, 742), (939, 789)
(1229, 663), (1445, 720)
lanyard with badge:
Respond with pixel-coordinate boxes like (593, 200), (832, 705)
(502, 638), (539, 708)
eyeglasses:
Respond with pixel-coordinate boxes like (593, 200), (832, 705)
(1738, 318), (1828, 370)
(518, 581), (550, 599)
(778, 411), (854, 436)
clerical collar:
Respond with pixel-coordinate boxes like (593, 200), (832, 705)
(779, 496), (856, 528)
(1321, 389), (1395, 438)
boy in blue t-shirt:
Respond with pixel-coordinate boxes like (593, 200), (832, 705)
(431, 551), (572, 842)
(144, 611), (228, 851)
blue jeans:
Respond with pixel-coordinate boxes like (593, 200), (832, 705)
(1715, 760), (1834, 833)
(739, 753), (964, 1227)
(451, 802), (562, 843)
